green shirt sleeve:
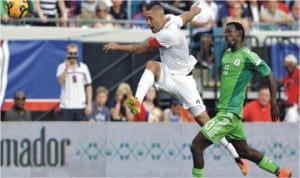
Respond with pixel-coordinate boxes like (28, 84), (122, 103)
(246, 50), (271, 77)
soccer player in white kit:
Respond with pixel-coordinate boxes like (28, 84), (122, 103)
(103, 2), (249, 175)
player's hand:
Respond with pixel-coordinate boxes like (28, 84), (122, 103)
(271, 103), (281, 122)
(103, 42), (119, 52)
(190, 2), (201, 16)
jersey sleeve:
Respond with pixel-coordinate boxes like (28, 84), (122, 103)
(165, 14), (183, 28)
(56, 63), (65, 77)
(155, 30), (177, 48)
(83, 64), (92, 85)
(246, 50), (271, 77)
(173, 15), (183, 28)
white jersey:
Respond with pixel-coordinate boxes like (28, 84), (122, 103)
(154, 14), (197, 75)
(56, 62), (92, 109)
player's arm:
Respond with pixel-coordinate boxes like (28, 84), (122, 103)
(266, 72), (281, 121)
(103, 38), (161, 54)
(180, 2), (201, 26)
(247, 50), (281, 121)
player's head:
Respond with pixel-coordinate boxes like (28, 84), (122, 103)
(144, 2), (165, 33)
(224, 22), (245, 49)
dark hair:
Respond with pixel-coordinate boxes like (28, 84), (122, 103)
(259, 85), (269, 91)
(226, 22), (245, 41)
(145, 1), (163, 11)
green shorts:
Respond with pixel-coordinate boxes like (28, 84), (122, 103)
(200, 111), (246, 143)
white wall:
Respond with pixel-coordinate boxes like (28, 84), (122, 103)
(1, 122), (299, 177)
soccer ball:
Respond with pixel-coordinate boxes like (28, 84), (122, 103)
(5, 0), (29, 19)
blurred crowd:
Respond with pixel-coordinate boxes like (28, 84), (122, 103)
(3, 50), (299, 123)
(1, 0), (299, 31)
(1, 0), (299, 123)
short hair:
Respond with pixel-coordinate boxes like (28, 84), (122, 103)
(145, 1), (164, 13)
(226, 22), (245, 41)
(95, 1), (109, 13)
(96, 86), (109, 96)
(284, 54), (298, 64)
(67, 43), (78, 50)
(259, 85), (269, 91)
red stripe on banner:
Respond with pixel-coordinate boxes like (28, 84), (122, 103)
(2, 101), (59, 112)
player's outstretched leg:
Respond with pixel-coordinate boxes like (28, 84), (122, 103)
(134, 60), (160, 103)
(193, 111), (249, 176)
(126, 61), (160, 114)
(219, 138), (249, 175)
(230, 140), (292, 178)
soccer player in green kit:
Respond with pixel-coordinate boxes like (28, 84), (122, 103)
(190, 22), (292, 178)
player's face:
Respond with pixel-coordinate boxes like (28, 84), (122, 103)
(145, 9), (163, 33)
(224, 25), (240, 49)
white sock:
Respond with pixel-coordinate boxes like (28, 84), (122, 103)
(220, 137), (239, 158)
(135, 69), (155, 103)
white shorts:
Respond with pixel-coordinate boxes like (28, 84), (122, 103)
(155, 63), (206, 113)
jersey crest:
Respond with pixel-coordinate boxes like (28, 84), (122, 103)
(233, 58), (241, 66)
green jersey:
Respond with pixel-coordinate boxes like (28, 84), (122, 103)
(217, 47), (271, 117)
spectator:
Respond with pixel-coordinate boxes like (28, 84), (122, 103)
(289, 1), (300, 22)
(278, 54), (300, 108)
(163, 98), (195, 122)
(88, 86), (111, 122)
(62, 0), (82, 27)
(92, 1), (115, 29)
(245, 0), (262, 23)
(289, 1), (300, 30)
(163, 0), (194, 16)
(260, 0), (293, 30)
(34, 0), (68, 26)
(80, 0), (99, 27)
(190, 0), (218, 50)
(243, 86), (274, 122)
(192, 34), (215, 88)
(284, 95), (300, 123)
(218, 0), (250, 26)
(163, 99), (182, 122)
(110, 82), (135, 121)
(4, 91), (32, 121)
(222, 2), (250, 33)
(132, 1), (149, 29)
(110, 0), (128, 28)
(56, 43), (92, 121)
(142, 86), (163, 122)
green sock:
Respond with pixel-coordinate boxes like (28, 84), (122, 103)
(258, 156), (279, 174)
(192, 168), (203, 178)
